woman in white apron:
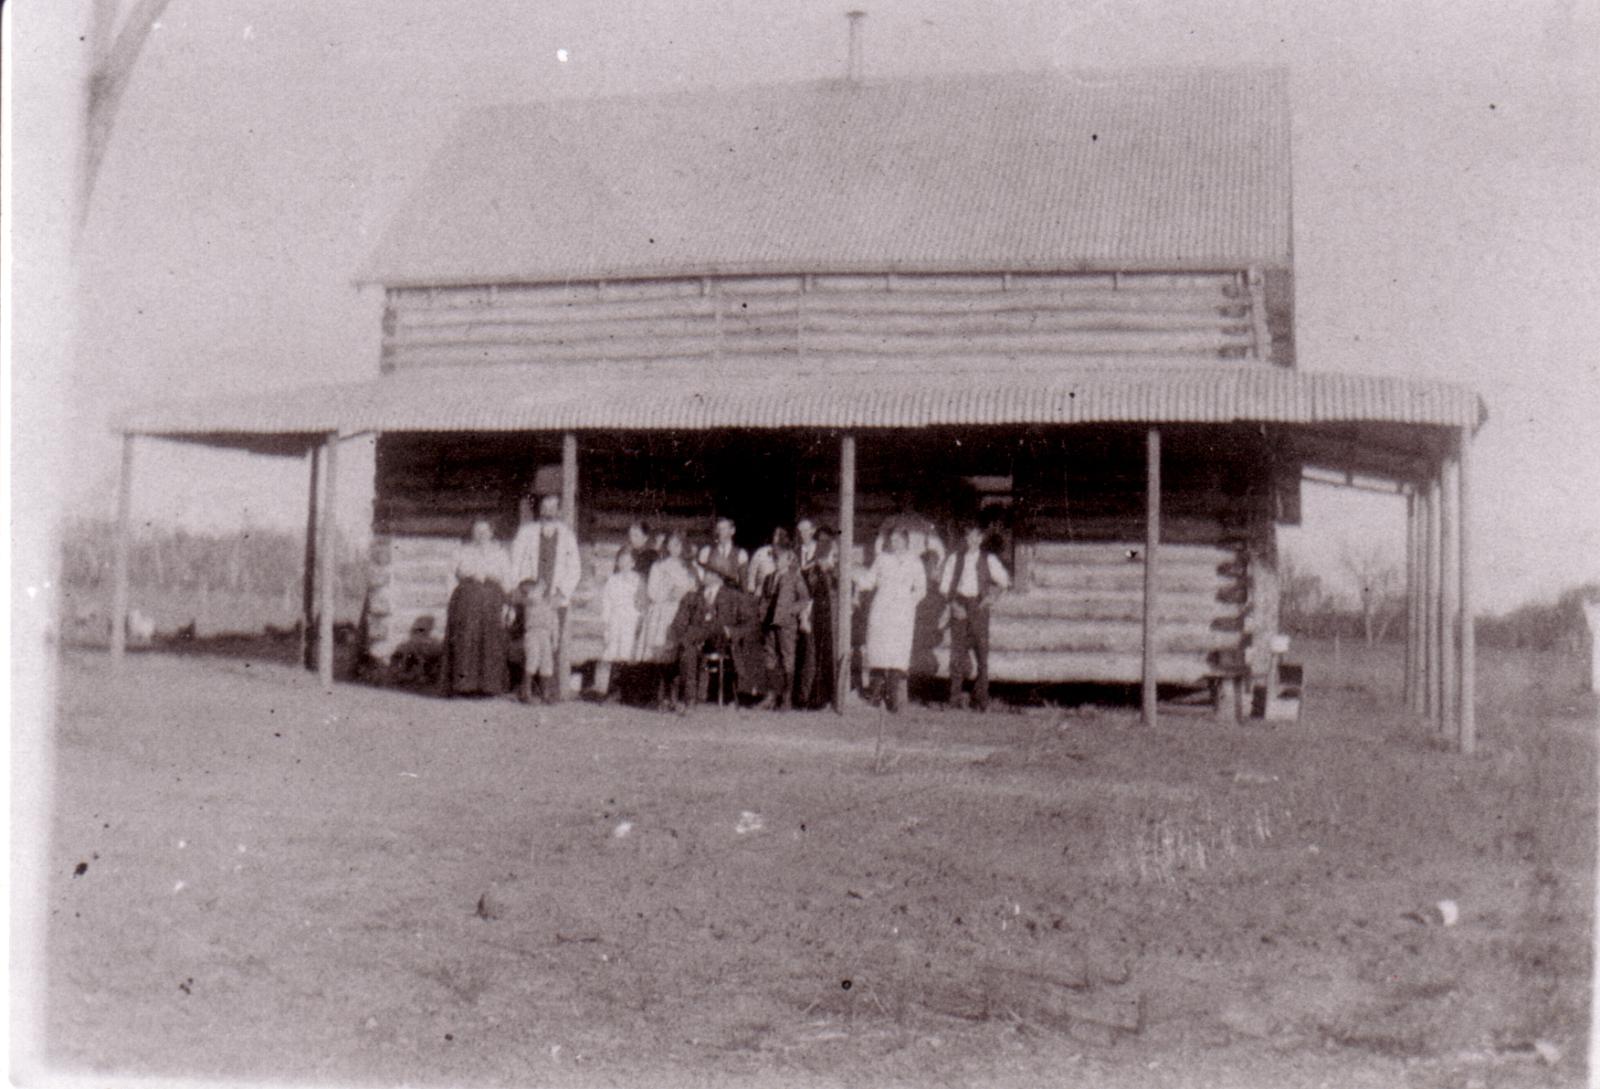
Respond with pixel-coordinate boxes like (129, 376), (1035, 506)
(854, 527), (926, 712)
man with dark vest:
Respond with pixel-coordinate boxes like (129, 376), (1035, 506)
(938, 523), (1012, 711)
(697, 516), (749, 589)
(667, 562), (766, 710)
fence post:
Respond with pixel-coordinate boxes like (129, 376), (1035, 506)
(318, 432), (340, 691)
(110, 433), (135, 665)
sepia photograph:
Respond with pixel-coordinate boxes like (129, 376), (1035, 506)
(8, 1), (1599, 1086)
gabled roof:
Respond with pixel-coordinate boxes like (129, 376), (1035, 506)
(361, 68), (1292, 288)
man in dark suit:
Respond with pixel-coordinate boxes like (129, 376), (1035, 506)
(668, 563), (766, 709)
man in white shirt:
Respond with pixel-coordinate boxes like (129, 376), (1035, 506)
(938, 523), (1011, 711)
(697, 516), (749, 589)
(510, 494), (583, 697)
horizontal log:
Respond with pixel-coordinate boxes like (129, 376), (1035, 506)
(386, 325), (1250, 362)
(1026, 542), (1239, 567)
(376, 513), (482, 538)
(387, 537), (462, 562)
(1027, 517), (1243, 545)
(375, 496), (517, 518)
(393, 279), (705, 311)
(794, 310), (1248, 337)
(996, 591), (1240, 625)
(376, 566), (451, 591)
(988, 619), (1235, 655)
(392, 298), (1248, 346)
(390, 275), (1240, 321)
(1026, 565), (1235, 594)
(929, 647), (1214, 685)
(382, 339), (717, 368)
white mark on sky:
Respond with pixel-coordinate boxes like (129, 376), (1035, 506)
(556, 48), (569, 63)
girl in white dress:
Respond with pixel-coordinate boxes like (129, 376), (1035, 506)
(595, 548), (643, 700)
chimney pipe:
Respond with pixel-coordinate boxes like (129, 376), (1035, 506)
(846, 10), (866, 83)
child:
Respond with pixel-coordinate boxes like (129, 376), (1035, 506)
(517, 577), (561, 704)
(761, 547), (810, 709)
(596, 548), (643, 701)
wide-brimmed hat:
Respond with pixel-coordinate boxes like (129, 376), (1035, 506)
(697, 555), (737, 583)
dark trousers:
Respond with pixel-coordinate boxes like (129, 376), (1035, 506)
(947, 597), (992, 705)
(677, 636), (737, 704)
(676, 640), (710, 704)
(767, 625), (799, 706)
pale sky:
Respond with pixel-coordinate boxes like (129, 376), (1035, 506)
(11, 0), (1600, 613)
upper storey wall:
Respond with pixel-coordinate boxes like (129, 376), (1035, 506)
(382, 269), (1293, 375)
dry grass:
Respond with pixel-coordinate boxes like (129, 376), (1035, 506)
(1106, 799), (1276, 886)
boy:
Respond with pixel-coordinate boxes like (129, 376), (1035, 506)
(517, 576), (561, 704)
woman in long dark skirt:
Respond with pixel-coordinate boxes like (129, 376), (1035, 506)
(797, 526), (838, 708)
(441, 519), (512, 696)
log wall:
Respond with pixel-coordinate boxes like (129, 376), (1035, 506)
(381, 271), (1277, 374)
(363, 429), (1276, 688)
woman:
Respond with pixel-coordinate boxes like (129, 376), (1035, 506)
(441, 518), (511, 696)
(796, 522), (836, 708)
(854, 527), (926, 712)
(636, 531), (699, 701)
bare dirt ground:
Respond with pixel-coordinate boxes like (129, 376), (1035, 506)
(27, 641), (1595, 1088)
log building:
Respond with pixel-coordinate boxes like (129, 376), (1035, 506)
(115, 68), (1486, 741)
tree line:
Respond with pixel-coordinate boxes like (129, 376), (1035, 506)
(1280, 546), (1597, 651)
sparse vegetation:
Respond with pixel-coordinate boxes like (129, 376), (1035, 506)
(56, 518), (366, 637)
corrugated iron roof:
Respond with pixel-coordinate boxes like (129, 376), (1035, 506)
(118, 361), (1485, 443)
(361, 68), (1292, 287)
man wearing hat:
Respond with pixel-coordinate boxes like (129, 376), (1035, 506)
(667, 559), (766, 709)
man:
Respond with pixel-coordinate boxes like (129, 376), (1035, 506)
(759, 547), (810, 709)
(697, 516), (749, 589)
(668, 563), (765, 710)
(745, 526), (791, 593)
(793, 518), (831, 708)
(938, 523), (1011, 711)
(510, 494), (582, 698)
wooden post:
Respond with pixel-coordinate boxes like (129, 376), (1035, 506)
(1402, 489), (1416, 712)
(1424, 471), (1441, 726)
(109, 433), (135, 665)
(835, 432), (856, 713)
(1438, 452), (1460, 739)
(300, 442), (320, 671)
(555, 431), (578, 701)
(1412, 483), (1429, 716)
(1141, 427), (1161, 727)
(317, 432), (340, 690)
(1457, 430), (1476, 754)
(561, 432), (579, 529)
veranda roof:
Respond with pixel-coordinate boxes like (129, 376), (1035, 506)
(118, 361), (1485, 480)
(360, 68), (1292, 287)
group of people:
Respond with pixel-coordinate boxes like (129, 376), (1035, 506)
(435, 493), (1012, 714)
(438, 494), (582, 703)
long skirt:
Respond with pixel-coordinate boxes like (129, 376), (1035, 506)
(637, 598), (686, 663)
(797, 590), (836, 708)
(442, 578), (509, 695)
